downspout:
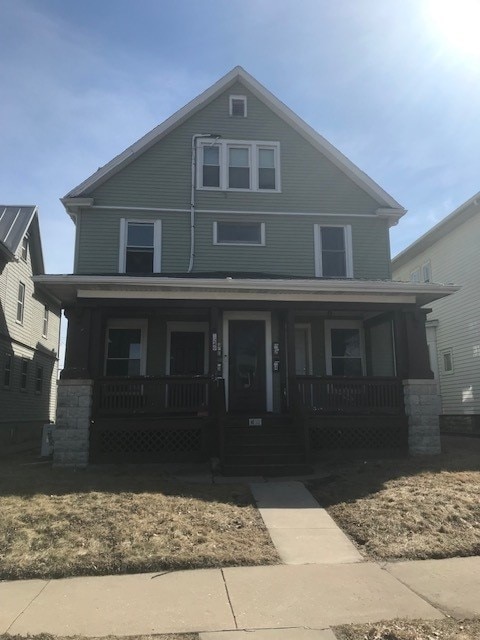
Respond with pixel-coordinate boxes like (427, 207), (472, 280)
(189, 133), (221, 273)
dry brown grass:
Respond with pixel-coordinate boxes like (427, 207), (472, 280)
(335, 618), (480, 640)
(0, 457), (279, 580)
(308, 446), (480, 561)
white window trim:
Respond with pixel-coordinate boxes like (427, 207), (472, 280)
(422, 260), (432, 283)
(314, 224), (353, 278)
(42, 306), (49, 338)
(197, 139), (281, 193)
(441, 347), (454, 375)
(295, 323), (313, 375)
(229, 94), (247, 117)
(16, 282), (26, 325)
(222, 311), (273, 412)
(119, 219), (162, 273)
(104, 319), (148, 376)
(165, 321), (209, 375)
(324, 319), (366, 376)
(410, 267), (421, 283)
(213, 221), (266, 246)
(21, 235), (29, 262)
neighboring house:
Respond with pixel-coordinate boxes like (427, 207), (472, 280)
(393, 192), (479, 434)
(35, 67), (457, 472)
(0, 206), (61, 451)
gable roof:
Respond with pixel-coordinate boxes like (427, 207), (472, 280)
(64, 66), (405, 217)
(0, 205), (45, 273)
(392, 191), (480, 270)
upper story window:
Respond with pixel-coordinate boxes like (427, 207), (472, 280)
(422, 261), (432, 282)
(198, 139), (280, 193)
(314, 225), (353, 278)
(119, 219), (161, 274)
(43, 306), (49, 338)
(214, 221), (265, 246)
(21, 236), (29, 261)
(442, 348), (454, 374)
(17, 282), (25, 324)
(229, 95), (247, 117)
(410, 268), (420, 283)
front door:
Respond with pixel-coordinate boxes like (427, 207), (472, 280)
(228, 320), (266, 413)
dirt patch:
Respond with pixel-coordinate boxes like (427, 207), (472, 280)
(0, 458), (279, 580)
(2, 636), (197, 640)
(307, 449), (480, 561)
(335, 618), (480, 640)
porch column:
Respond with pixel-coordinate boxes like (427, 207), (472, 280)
(395, 308), (441, 455)
(54, 305), (93, 467)
(285, 309), (298, 411)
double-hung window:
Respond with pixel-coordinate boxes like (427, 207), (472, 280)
(325, 320), (365, 376)
(120, 220), (161, 273)
(20, 359), (28, 391)
(198, 139), (280, 192)
(314, 225), (353, 278)
(17, 282), (25, 324)
(3, 354), (12, 388)
(43, 306), (49, 338)
(35, 366), (44, 394)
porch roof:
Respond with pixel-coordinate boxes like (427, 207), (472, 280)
(33, 274), (459, 307)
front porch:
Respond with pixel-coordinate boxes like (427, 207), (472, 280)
(39, 274), (454, 471)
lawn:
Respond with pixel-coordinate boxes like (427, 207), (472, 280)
(334, 618), (480, 640)
(0, 457), (278, 580)
(307, 445), (480, 561)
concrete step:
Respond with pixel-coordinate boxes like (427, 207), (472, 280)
(222, 463), (312, 476)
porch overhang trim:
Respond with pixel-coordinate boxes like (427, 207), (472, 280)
(33, 275), (459, 307)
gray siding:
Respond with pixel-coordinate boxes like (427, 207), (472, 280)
(393, 205), (480, 415)
(77, 208), (391, 279)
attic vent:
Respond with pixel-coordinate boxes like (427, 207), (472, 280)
(229, 95), (247, 117)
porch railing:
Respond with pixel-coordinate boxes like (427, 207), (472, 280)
(297, 376), (404, 415)
(93, 376), (211, 417)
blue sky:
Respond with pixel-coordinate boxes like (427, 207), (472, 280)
(1, 0), (479, 273)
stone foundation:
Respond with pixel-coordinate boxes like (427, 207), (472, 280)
(403, 379), (441, 454)
(53, 379), (92, 467)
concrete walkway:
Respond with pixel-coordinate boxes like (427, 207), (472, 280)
(250, 481), (362, 564)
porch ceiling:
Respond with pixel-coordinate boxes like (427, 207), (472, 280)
(33, 274), (459, 307)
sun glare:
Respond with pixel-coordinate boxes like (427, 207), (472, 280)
(426, 0), (480, 58)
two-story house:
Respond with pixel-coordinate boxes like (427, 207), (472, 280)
(35, 67), (457, 472)
(393, 192), (479, 435)
(0, 206), (61, 451)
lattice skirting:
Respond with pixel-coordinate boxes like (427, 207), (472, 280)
(90, 418), (210, 463)
(309, 417), (408, 449)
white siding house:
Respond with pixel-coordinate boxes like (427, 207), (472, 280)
(392, 192), (480, 432)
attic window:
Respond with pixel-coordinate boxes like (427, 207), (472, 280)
(229, 95), (247, 117)
(21, 236), (28, 261)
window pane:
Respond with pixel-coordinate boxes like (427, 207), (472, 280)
(229, 167), (250, 188)
(108, 329), (141, 359)
(127, 223), (154, 247)
(231, 99), (245, 116)
(229, 148), (249, 167)
(203, 146), (219, 165)
(259, 168), (276, 190)
(105, 359), (130, 376)
(4, 355), (12, 387)
(126, 249), (154, 273)
(217, 222), (261, 244)
(203, 165), (220, 187)
(331, 329), (361, 358)
(322, 251), (346, 277)
(321, 227), (345, 250)
(259, 149), (275, 168)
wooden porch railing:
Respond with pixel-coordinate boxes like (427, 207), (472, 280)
(93, 376), (211, 417)
(297, 376), (404, 415)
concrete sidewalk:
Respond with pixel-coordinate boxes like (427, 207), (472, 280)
(3, 558), (480, 637)
(250, 481), (362, 564)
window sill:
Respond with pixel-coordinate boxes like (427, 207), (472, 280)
(197, 186), (281, 194)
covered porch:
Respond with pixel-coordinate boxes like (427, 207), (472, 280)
(35, 275), (457, 471)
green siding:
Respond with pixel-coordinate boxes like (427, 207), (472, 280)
(89, 82), (381, 215)
(77, 209), (391, 279)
